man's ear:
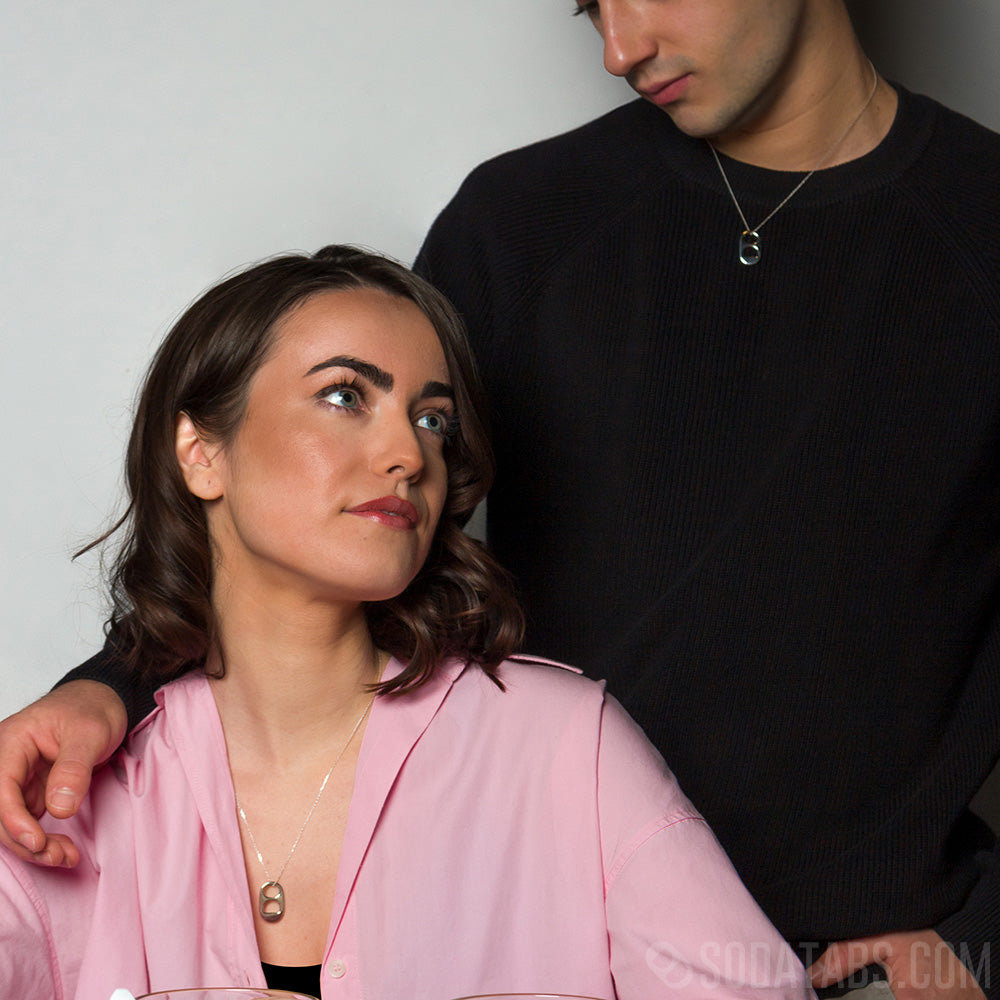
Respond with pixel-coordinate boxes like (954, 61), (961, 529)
(175, 412), (224, 500)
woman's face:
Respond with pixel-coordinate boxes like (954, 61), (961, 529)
(190, 287), (453, 609)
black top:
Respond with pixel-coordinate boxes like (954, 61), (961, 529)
(261, 961), (321, 997)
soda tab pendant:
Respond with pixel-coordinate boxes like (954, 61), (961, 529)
(739, 230), (762, 266)
(259, 880), (286, 922)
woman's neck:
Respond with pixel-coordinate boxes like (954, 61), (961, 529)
(206, 593), (384, 765)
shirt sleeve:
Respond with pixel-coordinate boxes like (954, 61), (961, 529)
(0, 853), (63, 998)
(597, 695), (814, 1000)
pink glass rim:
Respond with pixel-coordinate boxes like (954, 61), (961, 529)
(448, 995), (608, 999)
(136, 990), (317, 1000)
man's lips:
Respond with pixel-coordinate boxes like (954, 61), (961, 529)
(637, 73), (692, 106)
(346, 496), (419, 530)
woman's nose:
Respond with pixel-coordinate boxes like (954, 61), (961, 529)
(372, 415), (425, 482)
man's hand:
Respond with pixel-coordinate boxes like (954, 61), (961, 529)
(810, 930), (987, 1000)
(0, 681), (127, 867)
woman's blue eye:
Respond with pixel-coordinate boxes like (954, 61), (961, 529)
(416, 412), (450, 436)
(324, 387), (361, 410)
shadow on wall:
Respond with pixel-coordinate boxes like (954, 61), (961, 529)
(847, 0), (1000, 131)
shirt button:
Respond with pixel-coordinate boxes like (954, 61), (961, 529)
(327, 958), (347, 979)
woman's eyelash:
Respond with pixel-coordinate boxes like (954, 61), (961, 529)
(572, 2), (598, 17)
(316, 379), (459, 439)
(316, 376), (366, 409)
(438, 412), (462, 441)
(415, 409), (461, 441)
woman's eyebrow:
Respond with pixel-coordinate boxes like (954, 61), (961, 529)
(423, 380), (454, 400)
(305, 355), (392, 391)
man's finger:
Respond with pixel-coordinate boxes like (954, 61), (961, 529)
(0, 735), (51, 856)
(43, 716), (123, 819)
(0, 680), (127, 865)
(32, 831), (81, 869)
(0, 775), (48, 857)
(811, 931), (987, 1000)
(40, 684), (129, 819)
(44, 753), (97, 819)
(0, 766), (83, 866)
(810, 939), (890, 987)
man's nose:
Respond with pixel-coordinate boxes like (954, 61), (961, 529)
(600, 2), (658, 78)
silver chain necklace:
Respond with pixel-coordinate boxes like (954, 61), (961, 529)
(709, 61), (879, 266)
(235, 695), (374, 923)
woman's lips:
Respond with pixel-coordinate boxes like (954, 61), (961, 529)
(346, 496), (419, 530)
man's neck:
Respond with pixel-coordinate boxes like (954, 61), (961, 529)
(708, 8), (898, 171)
(712, 65), (897, 172)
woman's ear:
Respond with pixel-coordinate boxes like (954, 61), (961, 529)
(175, 412), (224, 500)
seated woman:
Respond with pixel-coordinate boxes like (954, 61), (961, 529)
(0, 246), (810, 1000)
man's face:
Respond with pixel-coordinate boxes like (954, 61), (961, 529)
(576, 0), (811, 143)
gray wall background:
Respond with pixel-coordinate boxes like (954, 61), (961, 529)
(2, 2), (999, 726)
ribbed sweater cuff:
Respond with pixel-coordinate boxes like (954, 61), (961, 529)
(936, 850), (1000, 1000)
(54, 640), (158, 732)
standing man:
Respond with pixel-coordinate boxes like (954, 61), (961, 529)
(413, 2), (999, 999)
(0, 2), (997, 999)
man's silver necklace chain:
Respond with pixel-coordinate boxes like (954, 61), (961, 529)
(708, 61), (879, 266)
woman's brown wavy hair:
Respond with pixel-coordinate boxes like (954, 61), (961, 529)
(87, 245), (523, 694)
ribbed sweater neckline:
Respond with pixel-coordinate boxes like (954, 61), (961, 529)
(646, 84), (937, 211)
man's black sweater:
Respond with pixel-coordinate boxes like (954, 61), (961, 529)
(414, 89), (1000, 990)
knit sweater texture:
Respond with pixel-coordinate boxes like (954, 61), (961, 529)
(413, 88), (1000, 994)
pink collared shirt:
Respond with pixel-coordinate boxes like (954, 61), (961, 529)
(0, 657), (812, 1000)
